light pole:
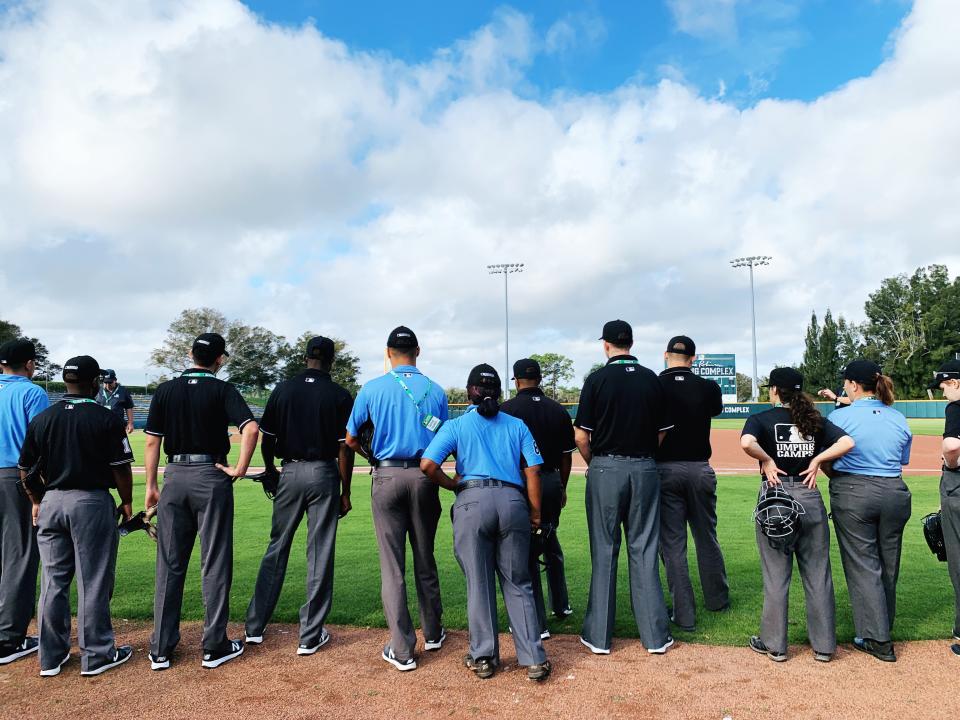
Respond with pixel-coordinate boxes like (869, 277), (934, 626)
(487, 263), (524, 399)
(730, 255), (772, 402)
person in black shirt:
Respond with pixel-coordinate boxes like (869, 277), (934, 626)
(244, 336), (355, 655)
(656, 335), (729, 632)
(18, 355), (135, 677)
(927, 360), (960, 654)
(96, 369), (135, 434)
(144, 332), (258, 671)
(740, 367), (853, 663)
(501, 358), (577, 638)
(574, 320), (674, 656)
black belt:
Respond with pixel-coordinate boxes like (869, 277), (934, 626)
(945, 465), (960, 474)
(167, 454), (225, 465)
(595, 453), (652, 460)
(455, 479), (523, 495)
(282, 458), (333, 465)
(777, 475), (807, 483)
(377, 458), (422, 469)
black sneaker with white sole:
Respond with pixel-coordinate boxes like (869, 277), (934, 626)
(245, 633), (263, 645)
(749, 635), (786, 662)
(297, 629), (331, 656)
(202, 640), (244, 669)
(81, 646), (133, 676)
(527, 659), (552, 682)
(382, 645), (416, 671)
(39, 652), (71, 677)
(149, 652), (170, 671)
(464, 654), (496, 679)
(555, 607), (574, 620)
(0, 636), (39, 665)
(424, 628), (446, 651)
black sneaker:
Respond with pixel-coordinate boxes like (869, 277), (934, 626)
(951, 643), (960, 656)
(424, 627), (446, 651)
(381, 645), (416, 671)
(39, 652), (71, 677)
(149, 652), (170, 671)
(554, 606), (574, 620)
(853, 637), (896, 662)
(202, 640), (244, 669)
(0, 636), (39, 665)
(670, 614), (696, 633)
(749, 635), (786, 662)
(297, 629), (331, 656)
(81, 646), (133, 676)
(464, 654), (496, 679)
(527, 659), (552, 682)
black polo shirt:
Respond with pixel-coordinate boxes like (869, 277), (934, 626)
(96, 384), (134, 420)
(18, 395), (134, 491)
(742, 407), (847, 476)
(259, 369), (353, 461)
(501, 387), (576, 472)
(656, 366), (723, 462)
(145, 368), (254, 457)
(575, 355), (673, 457)
(945, 402), (960, 439)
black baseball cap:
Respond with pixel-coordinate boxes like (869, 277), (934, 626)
(387, 326), (418, 349)
(306, 336), (335, 361)
(844, 359), (882, 384)
(666, 335), (696, 356)
(600, 319), (633, 345)
(62, 356), (101, 383)
(512, 358), (541, 381)
(0, 339), (37, 365)
(192, 332), (229, 358)
(929, 359), (960, 389)
(763, 367), (804, 391)
(468, 363), (501, 388)
(102, 369), (117, 382)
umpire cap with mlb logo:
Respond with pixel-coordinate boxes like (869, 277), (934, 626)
(0, 338), (37, 366)
(600, 320), (633, 346)
(387, 326), (418, 350)
(62, 356), (101, 383)
(666, 335), (696, 356)
(512, 358), (542, 381)
(192, 333), (229, 357)
(306, 336), (335, 362)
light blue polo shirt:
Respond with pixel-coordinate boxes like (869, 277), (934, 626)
(423, 406), (544, 487)
(829, 398), (912, 477)
(0, 375), (50, 468)
(347, 365), (449, 460)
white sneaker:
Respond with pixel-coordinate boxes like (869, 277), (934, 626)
(245, 634), (263, 645)
(540, 630), (551, 640)
(297, 629), (331, 655)
(648, 637), (675, 655)
(381, 645), (417, 671)
(579, 636), (610, 655)
(39, 653), (71, 677)
(424, 628), (446, 651)
(149, 652), (170, 671)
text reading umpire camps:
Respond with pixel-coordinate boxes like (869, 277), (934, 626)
(143, 332), (259, 671)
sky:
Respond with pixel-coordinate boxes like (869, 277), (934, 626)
(1, 0), (958, 391)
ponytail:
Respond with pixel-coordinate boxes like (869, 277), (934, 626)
(870, 373), (896, 406)
(778, 387), (823, 439)
(478, 396), (500, 417)
(468, 385), (501, 417)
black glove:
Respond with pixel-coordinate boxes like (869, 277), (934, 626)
(118, 506), (158, 541)
(246, 468), (280, 501)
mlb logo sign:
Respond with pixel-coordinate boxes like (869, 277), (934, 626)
(775, 424), (810, 444)
(188, 379), (198, 385)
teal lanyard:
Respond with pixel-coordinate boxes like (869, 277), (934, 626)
(182, 371), (215, 379)
(63, 398), (97, 405)
(610, 359), (638, 365)
(390, 371), (432, 414)
(100, 386), (119, 404)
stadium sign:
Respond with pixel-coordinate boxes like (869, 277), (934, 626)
(691, 354), (737, 403)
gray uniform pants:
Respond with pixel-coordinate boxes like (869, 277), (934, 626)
(657, 461), (729, 628)
(36, 489), (119, 672)
(529, 470), (569, 631)
(755, 481), (836, 655)
(829, 473), (912, 642)
(370, 466), (443, 662)
(0, 468), (38, 645)
(583, 456), (670, 651)
(453, 485), (546, 666)
(246, 460), (340, 646)
(151, 464), (234, 656)
(939, 468), (960, 637)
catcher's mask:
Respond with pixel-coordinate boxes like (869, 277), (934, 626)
(754, 482), (805, 554)
(922, 511), (947, 562)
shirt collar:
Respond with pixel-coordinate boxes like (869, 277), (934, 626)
(0, 374), (29, 383)
(852, 397), (883, 405)
(391, 365), (421, 375)
(518, 387), (544, 397)
(63, 393), (90, 400)
(182, 367), (215, 376)
(606, 354), (637, 365)
(660, 366), (692, 376)
(304, 368), (330, 378)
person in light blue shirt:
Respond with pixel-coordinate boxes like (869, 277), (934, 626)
(825, 360), (912, 663)
(344, 326), (448, 672)
(421, 364), (551, 683)
(0, 339), (50, 664)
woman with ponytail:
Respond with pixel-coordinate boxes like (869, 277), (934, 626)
(420, 364), (551, 682)
(740, 367), (854, 662)
(826, 360), (913, 662)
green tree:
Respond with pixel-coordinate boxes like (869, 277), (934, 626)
(277, 332), (361, 396)
(529, 353), (574, 400)
(0, 320), (22, 344)
(150, 307), (233, 374)
(445, 387), (468, 404)
(225, 324), (285, 392)
(0, 319), (60, 380)
(836, 316), (864, 368)
(736, 372), (753, 402)
(583, 362), (605, 381)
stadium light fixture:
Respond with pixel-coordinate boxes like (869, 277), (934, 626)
(487, 263), (525, 400)
(730, 256), (773, 402)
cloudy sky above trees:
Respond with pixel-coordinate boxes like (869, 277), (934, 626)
(1, 0), (958, 388)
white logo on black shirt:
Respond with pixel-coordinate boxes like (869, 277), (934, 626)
(533, 396), (541, 402)
(675, 376), (685, 381)
(305, 377), (316, 383)
(626, 367), (636, 372)
(774, 423), (814, 458)
(188, 379), (198, 385)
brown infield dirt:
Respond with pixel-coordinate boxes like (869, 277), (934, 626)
(2, 621), (959, 720)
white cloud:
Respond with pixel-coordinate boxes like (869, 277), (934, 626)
(667, 0), (739, 40)
(1, 0), (958, 391)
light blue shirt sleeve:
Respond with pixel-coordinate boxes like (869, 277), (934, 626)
(25, 386), (50, 420)
(900, 424), (913, 465)
(436, 386), (449, 422)
(346, 386), (370, 436)
(423, 419), (457, 464)
(519, 422), (544, 467)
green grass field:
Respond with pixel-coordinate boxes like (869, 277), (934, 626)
(711, 417), (946, 436)
(104, 472), (954, 647)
